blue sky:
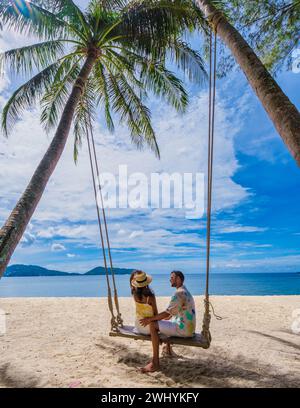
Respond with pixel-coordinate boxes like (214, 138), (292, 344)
(0, 1), (299, 274)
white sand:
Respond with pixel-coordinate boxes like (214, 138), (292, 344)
(0, 296), (300, 388)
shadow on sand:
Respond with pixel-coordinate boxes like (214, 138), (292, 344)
(96, 334), (300, 388)
(0, 363), (40, 388)
(247, 330), (300, 353)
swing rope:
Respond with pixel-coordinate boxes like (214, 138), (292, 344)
(87, 112), (124, 328)
(201, 27), (218, 345)
(85, 115), (120, 332)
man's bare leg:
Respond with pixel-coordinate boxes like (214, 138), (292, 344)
(162, 340), (174, 357)
(141, 322), (160, 373)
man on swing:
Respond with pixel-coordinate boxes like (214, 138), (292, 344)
(139, 270), (196, 373)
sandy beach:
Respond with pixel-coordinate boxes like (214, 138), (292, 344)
(0, 296), (300, 388)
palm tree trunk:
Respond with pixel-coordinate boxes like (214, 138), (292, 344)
(196, 0), (300, 165)
(0, 54), (96, 277)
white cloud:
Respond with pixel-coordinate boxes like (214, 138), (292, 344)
(38, 225), (89, 239)
(0, 92), (249, 237)
(129, 230), (143, 239)
(0, 72), (10, 94)
(219, 225), (268, 234)
(225, 262), (242, 268)
(221, 254), (300, 272)
(20, 232), (35, 247)
(51, 243), (66, 252)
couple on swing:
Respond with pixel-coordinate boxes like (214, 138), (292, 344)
(130, 270), (196, 373)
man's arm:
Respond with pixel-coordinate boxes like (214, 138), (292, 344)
(141, 292), (180, 327)
(140, 311), (170, 327)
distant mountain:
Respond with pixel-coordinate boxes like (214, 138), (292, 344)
(4, 264), (133, 277)
(4, 265), (78, 277)
(85, 266), (133, 275)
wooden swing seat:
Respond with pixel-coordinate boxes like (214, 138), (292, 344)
(109, 325), (210, 349)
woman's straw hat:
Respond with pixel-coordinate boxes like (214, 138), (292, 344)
(131, 271), (152, 288)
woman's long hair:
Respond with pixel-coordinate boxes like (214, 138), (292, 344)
(134, 285), (155, 302)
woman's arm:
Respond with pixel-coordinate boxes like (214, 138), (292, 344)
(152, 296), (171, 319)
(149, 295), (158, 316)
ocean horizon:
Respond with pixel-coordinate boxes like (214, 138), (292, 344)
(0, 272), (299, 297)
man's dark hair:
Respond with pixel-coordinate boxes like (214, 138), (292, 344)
(171, 270), (185, 283)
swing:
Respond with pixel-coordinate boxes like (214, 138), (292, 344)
(85, 28), (219, 349)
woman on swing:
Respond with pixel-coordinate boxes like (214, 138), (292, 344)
(130, 270), (174, 372)
(130, 271), (157, 335)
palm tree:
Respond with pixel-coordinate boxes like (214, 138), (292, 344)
(196, 0), (300, 165)
(0, 0), (207, 276)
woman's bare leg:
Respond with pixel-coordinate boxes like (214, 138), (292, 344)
(141, 322), (160, 373)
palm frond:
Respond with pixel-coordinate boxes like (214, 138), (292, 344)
(107, 46), (188, 111)
(89, 0), (127, 13)
(121, 0), (203, 33)
(73, 79), (97, 163)
(140, 60), (189, 113)
(1, 61), (60, 136)
(48, 0), (91, 39)
(105, 65), (160, 157)
(0, 40), (64, 77)
(97, 18), (123, 46)
(167, 38), (207, 84)
(86, 2), (121, 41)
(41, 55), (82, 133)
(101, 48), (144, 90)
(93, 62), (115, 132)
(0, 0), (68, 39)
(116, 0), (206, 55)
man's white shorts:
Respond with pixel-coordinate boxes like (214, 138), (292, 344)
(158, 320), (190, 338)
(133, 320), (193, 338)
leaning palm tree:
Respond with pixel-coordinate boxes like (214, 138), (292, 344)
(196, 0), (300, 165)
(0, 0), (207, 276)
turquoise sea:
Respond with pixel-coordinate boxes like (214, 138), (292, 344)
(0, 273), (299, 297)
